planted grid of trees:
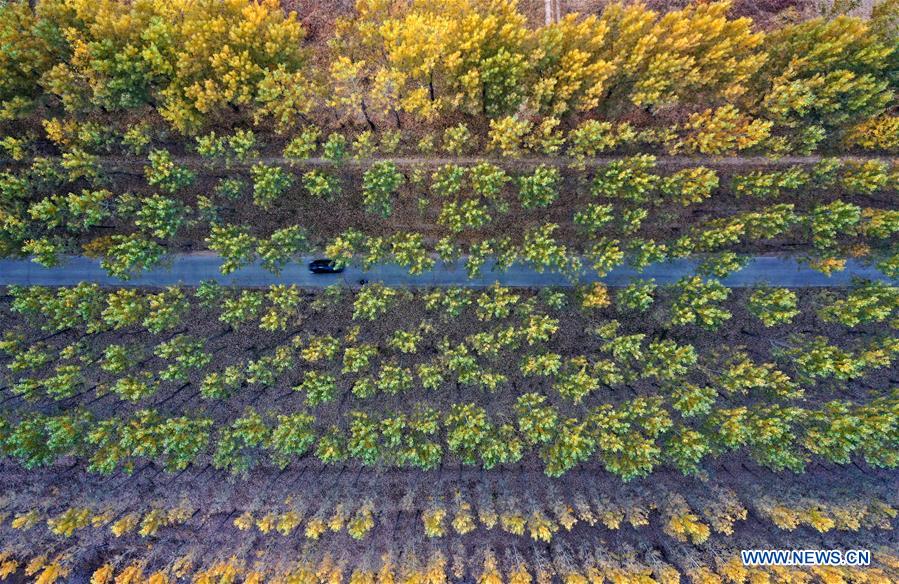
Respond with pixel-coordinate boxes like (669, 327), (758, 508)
(0, 0), (897, 582)
(1, 281), (898, 581)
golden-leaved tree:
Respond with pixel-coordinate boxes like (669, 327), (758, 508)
(0, 0), (71, 120)
(40, 0), (177, 113)
(36, 0), (313, 133)
(594, 1), (765, 112)
(331, 0), (529, 124)
(160, 0), (311, 133)
(530, 13), (616, 117)
(754, 14), (896, 131)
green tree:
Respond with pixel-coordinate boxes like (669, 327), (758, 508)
(616, 279), (656, 312)
(514, 393), (558, 446)
(98, 234), (166, 280)
(295, 371), (337, 406)
(353, 283), (399, 320)
(671, 383), (717, 418)
(553, 357), (598, 404)
(757, 15), (895, 131)
(283, 126), (320, 160)
(268, 412), (316, 469)
(158, 417), (212, 471)
(200, 366), (243, 400)
(362, 161), (404, 217)
(134, 194), (188, 240)
(257, 225), (308, 275)
(660, 167), (719, 206)
(144, 150), (195, 193)
(666, 428), (710, 476)
(154, 335), (211, 382)
(213, 408), (270, 475)
(747, 288), (800, 326)
(540, 418), (595, 478)
(220, 290), (264, 329)
(809, 199), (863, 252)
(573, 203), (614, 235)
(518, 165), (560, 209)
(444, 403), (491, 466)
(301, 170), (341, 200)
(143, 287), (188, 333)
(669, 276), (732, 330)
(348, 411), (381, 466)
(206, 224), (258, 274)
(591, 155), (658, 203)
(251, 163), (293, 209)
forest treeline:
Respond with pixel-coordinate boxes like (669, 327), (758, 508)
(0, 0), (896, 154)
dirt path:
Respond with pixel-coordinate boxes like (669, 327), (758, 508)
(2, 153), (895, 173)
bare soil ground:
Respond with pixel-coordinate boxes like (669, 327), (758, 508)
(0, 462), (895, 582)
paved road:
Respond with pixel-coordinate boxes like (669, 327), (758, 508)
(0, 254), (892, 288)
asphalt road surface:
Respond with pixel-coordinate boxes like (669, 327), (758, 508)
(0, 254), (893, 288)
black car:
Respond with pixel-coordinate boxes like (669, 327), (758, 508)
(308, 259), (344, 274)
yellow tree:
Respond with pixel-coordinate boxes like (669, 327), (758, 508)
(34, 0), (314, 132)
(40, 0), (177, 113)
(753, 14), (896, 131)
(331, 0), (529, 124)
(161, 0), (311, 133)
(595, 1), (765, 112)
(0, 0), (70, 119)
(530, 13), (616, 117)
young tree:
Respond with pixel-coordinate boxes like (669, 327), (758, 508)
(251, 163), (293, 209)
(586, 238), (625, 276)
(518, 165), (561, 209)
(669, 276), (732, 330)
(206, 224), (258, 274)
(144, 150), (195, 193)
(97, 234), (166, 280)
(134, 194), (188, 240)
(747, 288), (800, 326)
(353, 284), (399, 321)
(362, 162), (404, 217)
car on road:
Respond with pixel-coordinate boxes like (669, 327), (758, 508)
(308, 259), (344, 274)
